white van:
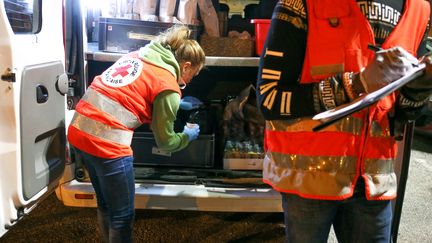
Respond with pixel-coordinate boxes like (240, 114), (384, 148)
(0, 0), (282, 237)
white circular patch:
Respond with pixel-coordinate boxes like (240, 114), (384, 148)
(101, 58), (143, 87)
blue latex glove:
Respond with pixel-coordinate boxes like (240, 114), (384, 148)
(179, 96), (203, 110)
(183, 123), (200, 141)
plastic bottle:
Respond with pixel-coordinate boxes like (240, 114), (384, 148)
(224, 140), (234, 158)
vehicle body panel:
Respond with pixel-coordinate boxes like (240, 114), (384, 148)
(0, 0), (66, 237)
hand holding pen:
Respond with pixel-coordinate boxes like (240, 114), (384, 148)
(360, 45), (419, 93)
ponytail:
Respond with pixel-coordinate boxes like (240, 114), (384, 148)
(156, 25), (206, 70)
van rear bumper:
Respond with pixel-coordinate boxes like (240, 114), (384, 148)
(56, 180), (283, 212)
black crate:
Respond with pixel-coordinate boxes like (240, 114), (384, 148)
(98, 17), (202, 53)
(131, 132), (214, 168)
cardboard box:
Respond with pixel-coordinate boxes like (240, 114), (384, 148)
(200, 35), (254, 57)
(223, 158), (263, 170)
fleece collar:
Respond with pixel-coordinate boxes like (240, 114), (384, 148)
(138, 41), (180, 80)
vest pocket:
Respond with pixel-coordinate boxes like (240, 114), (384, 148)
(309, 46), (345, 80)
(313, 0), (351, 20)
(308, 0), (354, 80)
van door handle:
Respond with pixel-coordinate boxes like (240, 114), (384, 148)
(36, 85), (49, 103)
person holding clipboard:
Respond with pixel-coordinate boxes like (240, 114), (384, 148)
(255, 1), (432, 242)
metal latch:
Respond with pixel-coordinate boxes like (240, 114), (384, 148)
(55, 73), (69, 95)
(1, 68), (15, 82)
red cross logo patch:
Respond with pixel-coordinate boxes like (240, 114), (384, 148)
(111, 64), (132, 78)
(102, 58), (143, 87)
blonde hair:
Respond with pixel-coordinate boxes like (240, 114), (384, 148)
(156, 25), (206, 70)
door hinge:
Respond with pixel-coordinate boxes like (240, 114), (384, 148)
(1, 68), (16, 82)
(4, 207), (26, 229)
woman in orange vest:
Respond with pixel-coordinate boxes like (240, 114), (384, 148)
(67, 25), (205, 243)
(256, 0), (432, 242)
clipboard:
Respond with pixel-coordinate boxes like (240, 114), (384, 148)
(312, 64), (426, 132)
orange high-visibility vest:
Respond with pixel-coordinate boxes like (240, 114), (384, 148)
(263, 0), (430, 200)
(68, 52), (181, 159)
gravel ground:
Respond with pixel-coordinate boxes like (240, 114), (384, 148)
(0, 194), (286, 243)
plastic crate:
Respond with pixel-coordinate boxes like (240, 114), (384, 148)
(251, 19), (270, 56)
(98, 17), (201, 53)
(131, 132), (215, 168)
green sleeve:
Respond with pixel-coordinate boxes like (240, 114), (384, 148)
(151, 91), (189, 152)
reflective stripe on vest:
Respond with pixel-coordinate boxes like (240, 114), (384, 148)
(70, 113), (133, 146)
(265, 117), (390, 137)
(267, 152), (394, 175)
(266, 117), (363, 135)
(81, 87), (142, 129)
(264, 152), (396, 199)
(268, 151), (357, 173)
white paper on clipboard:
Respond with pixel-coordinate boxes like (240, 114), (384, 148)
(312, 64), (426, 131)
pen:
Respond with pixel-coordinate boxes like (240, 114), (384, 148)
(367, 43), (382, 52)
(368, 43), (420, 67)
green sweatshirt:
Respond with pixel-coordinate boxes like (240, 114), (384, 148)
(139, 41), (189, 152)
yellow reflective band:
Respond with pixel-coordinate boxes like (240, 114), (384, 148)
(82, 87), (142, 129)
(310, 63), (344, 77)
(71, 113), (133, 146)
(266, 116), (363, 135)
(266, 152), (394, 175)
(364, 158), (395, 174)
(268, 151), (357, 173)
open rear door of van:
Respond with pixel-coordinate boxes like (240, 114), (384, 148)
(0, 0), (67, 237)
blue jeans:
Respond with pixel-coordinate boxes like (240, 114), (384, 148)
(74, 148), (135, 243)
(281, 179), (392, 243)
